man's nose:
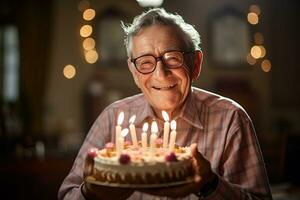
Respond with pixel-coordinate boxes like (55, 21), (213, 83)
(153, 59), (170, 78)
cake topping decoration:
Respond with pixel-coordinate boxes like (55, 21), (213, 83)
(88, 148), (98, 158)
(105, 142), (115, 150)
(119, 153), (131, 164)
(165, 152), (178, 162)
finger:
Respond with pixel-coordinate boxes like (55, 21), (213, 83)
(190, 143), (204, 161)
(84, 148), (99, 178)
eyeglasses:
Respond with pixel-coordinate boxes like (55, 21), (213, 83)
(130, 50), (193, 74)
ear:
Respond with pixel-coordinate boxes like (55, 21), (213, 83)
(127, 58), (140, 88)
(191, 50), (203, 80)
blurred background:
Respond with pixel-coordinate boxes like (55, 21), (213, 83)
(0, 0), (299, 199)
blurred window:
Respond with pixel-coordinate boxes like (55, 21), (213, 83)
(0, 25), (20, 103)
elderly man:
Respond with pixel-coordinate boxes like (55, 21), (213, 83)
(58, 8), (272, 200)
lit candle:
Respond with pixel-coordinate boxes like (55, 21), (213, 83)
(141, 122), (149, 148)
(168, 120), (177, 152)
(129, 115), (138, 148)
(162, 110), (170, 149)
(150, 121), (158, 156)
(115, 112), (124, 153)
(117, 128), (129, 155)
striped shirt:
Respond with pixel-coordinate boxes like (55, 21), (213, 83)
(58, 87), (273, 200)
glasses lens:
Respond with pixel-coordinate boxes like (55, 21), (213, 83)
(163, 51), (184, 68)
(135, 55), (156, 73)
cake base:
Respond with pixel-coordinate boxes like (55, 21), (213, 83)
(85, 175), (194, 188)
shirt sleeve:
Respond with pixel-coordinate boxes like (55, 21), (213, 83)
(204, 109), (273, 200)
(58, 108), (113, 200)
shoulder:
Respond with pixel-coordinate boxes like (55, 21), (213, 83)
(192, 87), (250, 121)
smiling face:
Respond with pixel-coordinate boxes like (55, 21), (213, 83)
(127, 24), (193, 117)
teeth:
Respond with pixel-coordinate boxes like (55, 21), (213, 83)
(153, 84), (176, 90)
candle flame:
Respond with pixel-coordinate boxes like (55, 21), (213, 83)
(162, 110), (169, 122)
(129, 115), (136, 124)
(120, 128), (129, 137)
(151, 121), (158, 134)
(117, 111), (124, 125)
(171, 120), (176, 130)
(142, 122), (149, 132)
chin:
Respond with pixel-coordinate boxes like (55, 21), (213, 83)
(153, 101), (179, 112)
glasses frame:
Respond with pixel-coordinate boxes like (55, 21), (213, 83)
(130, 50), (194, 74)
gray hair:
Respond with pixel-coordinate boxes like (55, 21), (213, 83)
(121, 8), (201, 57)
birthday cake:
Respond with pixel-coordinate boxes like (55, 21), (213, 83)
(91, 142), (193, 185)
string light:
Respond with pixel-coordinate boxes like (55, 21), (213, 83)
(83, 37), (95, 51)
(249, 4), (261, 15)
(80, 25), (93, 37)
(246, 54), (256, 65)
(63, 65), (76, 79)
(254, 32), (264, 45)
(85, 50), (99, 64)
(250, 45), (262, 59)
(258, 45), (266, 58)
(261, 59), (271, 72)
(83, 8), (96, 21)
(247, 12), (259, 25)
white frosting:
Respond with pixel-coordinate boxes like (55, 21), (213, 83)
(94, 146), (192, 182)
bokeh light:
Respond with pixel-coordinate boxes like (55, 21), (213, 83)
(63, 65), (76, 79)
(83, 8), (96, 21)
(85, 49), (99, 64)
(250, 5), (261, 15)
(246, 54), (256, 65)
(78, 0), (90, 12)
(80, 25), (93, 38)
(259, 45), (266, 58)
(254, 32), (264, 45)
(261, 59), (271, 72)
(247, 12), (259, 25)
(83, 37), (95, 51)
(251, 45), (262, 59)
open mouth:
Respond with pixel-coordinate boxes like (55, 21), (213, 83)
(152, 84), (177, 90)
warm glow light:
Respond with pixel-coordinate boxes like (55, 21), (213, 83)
(83, 8), (96, 21)
(170, 120), (176, 130)
(142, 122), (149, 132)
(162, 110), (169, 122)
(246, 54), (256, 65)
(129, 115), (136, 124)
(120, 128), (129, 137)
(151, 121), (158, 133)
(85, 49), (98, 64)
(78, 0), (90, 12)
(258, 45), (266, 58)
(254, 32), (264, 45)
(117, 112), (124, 125)
(83, 37), (95, 51)
(80, 25), (93, 38)
(247, 12), (259, 25)
(63, 65), (76, 79)
(250, 5), (261, 15)
(251, 45), (262, 59)
(261, 59), (271, 72)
